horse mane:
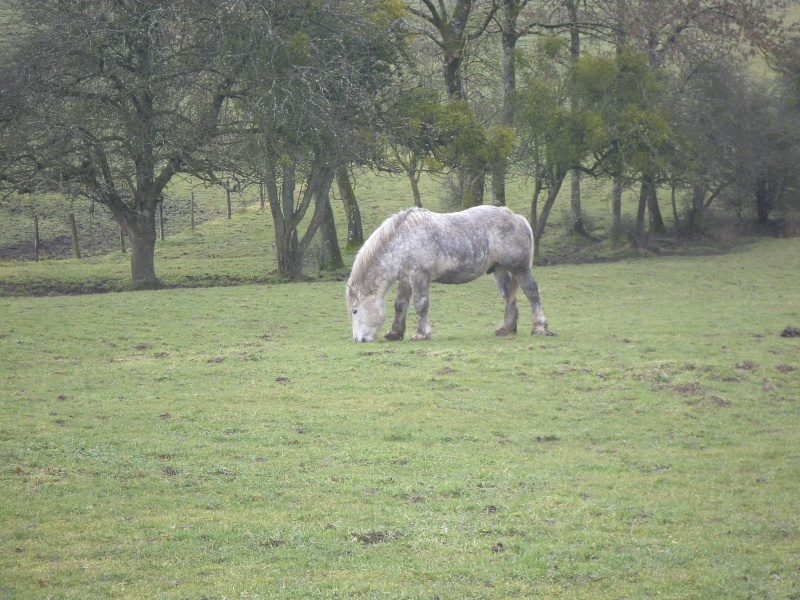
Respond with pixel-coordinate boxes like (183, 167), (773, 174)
(349, 207), (429, 291)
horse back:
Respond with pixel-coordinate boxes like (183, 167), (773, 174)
(425, 206), (533, 283)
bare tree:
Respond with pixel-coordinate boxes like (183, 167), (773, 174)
(1, 1), (248, 288)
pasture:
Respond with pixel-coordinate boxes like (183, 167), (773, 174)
(2, 237), (799, 599)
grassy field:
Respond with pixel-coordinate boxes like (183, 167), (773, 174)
(2, 236), (799, 599)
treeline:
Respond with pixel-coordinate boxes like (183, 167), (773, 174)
(2, 1), (799, 286)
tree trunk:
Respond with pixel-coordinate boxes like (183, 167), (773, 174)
(647, 178), (666, 234)
(671, 181), (681, 229)
(281, 242), (304, 281)
(319, 197), (344, 271)
(491, 164), (506, 206)
(754, 176), (776, 225)
(266, 158), (336, 281)
(531, 170), (566, 262)
(611, 173), (623, 240)
(278, 163), (301, 280)
(493, 0), (521, 207)
(461, 170), (485, 208)
(570, 169), (587, 236)
(441, 0), (472, 100)
(336, 166), (364, 250)
(128, 211), (159, 289)
(566, 0), (588, 237)
(264, 161), (296, 280)
(279, 224), (302, 281)
(685, 184), (707, 236)
(409, 173), (423, 208)
(634, 176), (649, 248)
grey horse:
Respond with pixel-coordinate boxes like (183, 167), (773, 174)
(346, 205), (555, 343)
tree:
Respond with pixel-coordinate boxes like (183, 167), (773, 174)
(380, 87), (451, 208)
(408, 0), (499, 99)
(407, 0), (500, 207)
(722, 81), (800, 226)
(1, 0), (407, 284)
(563, 0), (589, 236)
(663, 58), (751, 234)
(490, 0), (529, 207)
(318, 194), (345, 272)
(507, 1), (598, 230)
(232, 0), (405, 280)
(1, 1), (247, 288)
(589, 0), (793, 238)
(379, 86), (512, 209)
(516, 40), (588, 260)
(573, 49), (671, 241)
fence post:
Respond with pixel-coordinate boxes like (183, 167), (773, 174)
(34, 215), (40, 262)
(68, 212), (81, 259)
(120, 228), (126, 253)
(260, 182), (265, 212)
(190, 192), (195, 231)
(226, 187), (232, 219)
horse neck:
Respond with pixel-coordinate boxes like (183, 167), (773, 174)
(354, 251), (399, 301)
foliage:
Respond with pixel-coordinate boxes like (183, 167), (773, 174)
(573, 50), (671, 176)
(380, 87), (514, 207)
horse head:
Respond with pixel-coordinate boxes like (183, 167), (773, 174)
(346, 284), (386, 343)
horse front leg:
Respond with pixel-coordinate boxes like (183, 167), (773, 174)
(385, 280), (412, 341)
(410, 276), (432, 341)
(493, 268), (519, 336)
(515, 270), (556, 336)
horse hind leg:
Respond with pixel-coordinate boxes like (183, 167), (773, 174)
(410, 275), (432, 341)
(385, 280), (412, 341)
(493, 268), (519, 336)
(515, 270), (555, 336)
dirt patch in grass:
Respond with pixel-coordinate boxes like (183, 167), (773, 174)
(736, 361), (761, 371)
(668, 382), (704, 397)
(685, 395), (733, 409)
(352, 531), (402, 545)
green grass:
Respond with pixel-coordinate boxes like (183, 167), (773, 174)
(2, 238), (799, 599)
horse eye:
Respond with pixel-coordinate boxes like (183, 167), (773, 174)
(352, 309), (358, 315)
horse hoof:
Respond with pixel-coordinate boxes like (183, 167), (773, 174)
(495, 327), (517, 337)
(411, 333), (431, 341)
(384, 331), (404, 341)
(532, 329), (556, 337)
